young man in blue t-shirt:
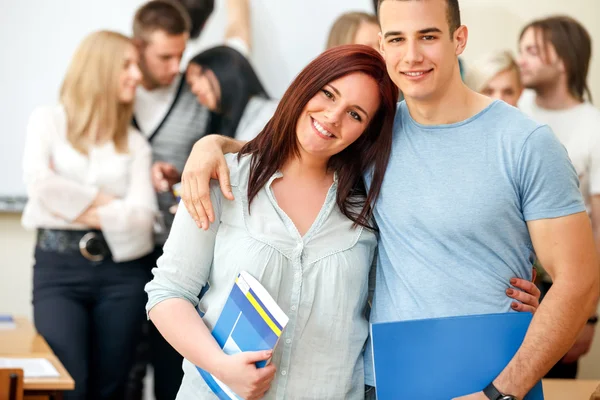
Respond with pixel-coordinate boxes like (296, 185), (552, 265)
(175, 0), (599, 399)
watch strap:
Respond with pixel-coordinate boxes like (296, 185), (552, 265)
(483, 382), (503, 400)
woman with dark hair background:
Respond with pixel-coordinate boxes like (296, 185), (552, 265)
(186, 46), (278, 141)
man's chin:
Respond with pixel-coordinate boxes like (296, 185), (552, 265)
(161, 76), (178, 87)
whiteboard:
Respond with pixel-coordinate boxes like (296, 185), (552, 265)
(0, 0), (373, 199)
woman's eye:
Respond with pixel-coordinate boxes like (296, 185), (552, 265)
(349, 111), (362, 122)
(322, 89), (334, 99)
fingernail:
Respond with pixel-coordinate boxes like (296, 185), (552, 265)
(201, 221), (207, 230)
(506, 289), (514, 295)
(511, 302), (518, 309)
(510, 278), (517, 285)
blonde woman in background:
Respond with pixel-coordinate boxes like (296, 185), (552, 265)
(326, 11), (380, 50)
(21, 30), (157, 400)
(465, 50), (523, 107)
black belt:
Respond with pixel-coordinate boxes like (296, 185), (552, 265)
(37, 229), (112, 262)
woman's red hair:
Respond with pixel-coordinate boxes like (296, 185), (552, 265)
(240, 44), (398, 229)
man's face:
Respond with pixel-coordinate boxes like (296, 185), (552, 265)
(378, 0), (466, 103)
(517, 27), (563, 91)
(138, 30), (188, 88)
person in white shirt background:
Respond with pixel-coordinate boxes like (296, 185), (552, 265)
(518, 15), (600, 379)
(128, 0), (254, 397)
(135, 0), (249, 197)
(21, 30), (157, 400)
(465, 50), (523, 108)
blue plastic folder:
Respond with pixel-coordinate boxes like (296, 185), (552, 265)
(371, 312), (544, 400)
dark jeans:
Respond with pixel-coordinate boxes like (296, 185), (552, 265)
(33, 247), (149, 400)
(125, 247), (184, 400)
(538, 281), (579, 379)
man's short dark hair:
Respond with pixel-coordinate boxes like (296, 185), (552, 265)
(133, 0), (192, 41)
(173, 0), (214, 39)
(377, 0), (461, 34)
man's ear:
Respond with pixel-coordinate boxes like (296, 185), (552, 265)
(378, 31), (385, 56)
(453, 25), (468, 56)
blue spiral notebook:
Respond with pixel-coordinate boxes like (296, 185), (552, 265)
(196, 271), (289, 400)
(371, 312), (544, 400)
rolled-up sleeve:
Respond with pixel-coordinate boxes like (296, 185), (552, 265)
(97, 134), (158, 261)
(145, 181), (223, 315)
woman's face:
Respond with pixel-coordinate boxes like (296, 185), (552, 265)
(353, 21), (380, 51)
(480, 68), (523, 107)
(186, 63), (221, 111)
(118, 44), (142, 103)
(295, 72), (381, 162)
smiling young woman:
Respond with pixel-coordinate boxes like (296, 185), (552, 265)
(145, 44), (398, 400)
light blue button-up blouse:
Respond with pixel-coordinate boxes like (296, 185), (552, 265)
(146, 153), (377, 399)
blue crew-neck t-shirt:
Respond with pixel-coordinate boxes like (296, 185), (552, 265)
(364, 100), (585, 386)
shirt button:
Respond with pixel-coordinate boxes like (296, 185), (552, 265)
(285, 339), (292, 344)
(281, 370), (287, 376)
(291, 305), (297, 311)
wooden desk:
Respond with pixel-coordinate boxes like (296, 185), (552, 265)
(0, 317), (74, 399)
(543, 379), (600, 400)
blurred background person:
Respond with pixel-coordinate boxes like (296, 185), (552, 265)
(21, 30), (156, 400)
(186, 46), (276, 141)
(465, 50), (523, 107)
(518, 15), (600, 379)
(326, 11), (380, 50)
(129, 1), (210, 398)
(128, 1), (253, 398)
(185, 0), (277, 143)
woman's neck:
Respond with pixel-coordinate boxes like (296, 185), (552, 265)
(281, 155), (332, 183)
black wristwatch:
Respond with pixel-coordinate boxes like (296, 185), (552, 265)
(483, 382), (518, 400)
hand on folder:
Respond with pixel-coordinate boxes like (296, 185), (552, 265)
(453, 391), (487, 400)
